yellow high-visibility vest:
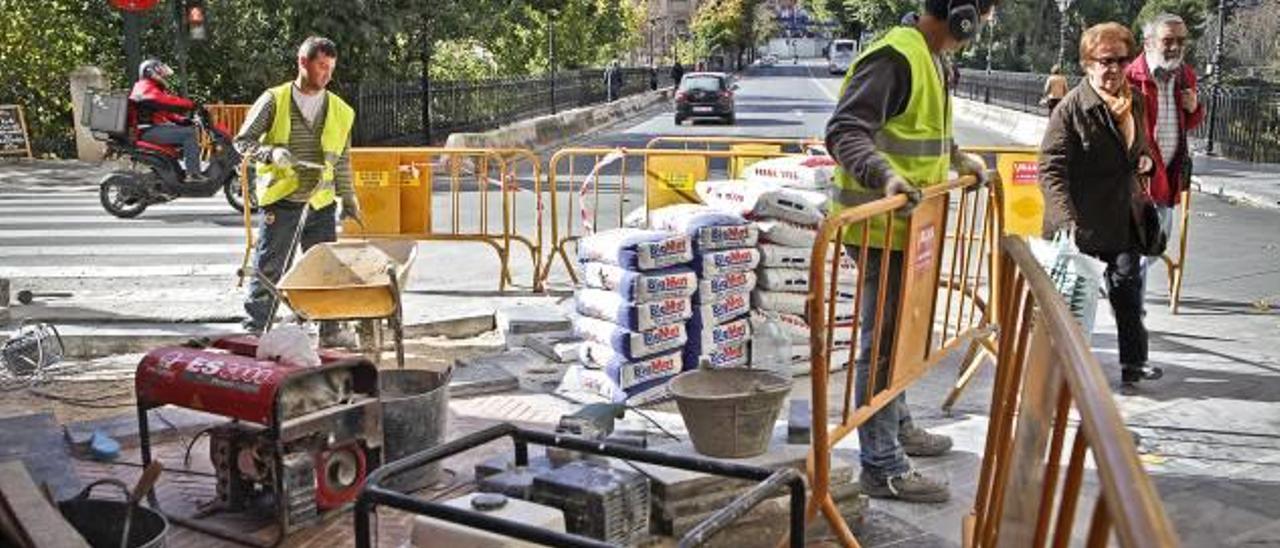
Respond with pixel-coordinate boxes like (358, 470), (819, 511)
(255, 82), (355, 209)
(834, 27), (952, 249)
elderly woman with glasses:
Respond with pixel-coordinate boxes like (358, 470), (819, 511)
(1040, 22), (1163, 390)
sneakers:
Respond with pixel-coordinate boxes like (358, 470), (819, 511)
(1121, 363), (1164, 387)
(899, 425), (953, 457)
(860, 468), (951, 503)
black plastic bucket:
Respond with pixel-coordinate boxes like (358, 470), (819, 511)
(380, 368), (450, 493)
(59, 479), (168, 548)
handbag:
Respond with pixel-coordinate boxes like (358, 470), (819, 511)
(1131, 175), (1169, 257)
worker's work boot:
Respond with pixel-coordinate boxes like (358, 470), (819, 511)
(899, 424), (953, 457)
(859, 468), (951, 503)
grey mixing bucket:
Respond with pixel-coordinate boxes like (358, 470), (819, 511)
(669, 368), (793, 458)
(59, 479), (168, 548)
(380, 368), (450, 492)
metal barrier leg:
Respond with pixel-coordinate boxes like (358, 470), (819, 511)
(942, 337), (991, 415)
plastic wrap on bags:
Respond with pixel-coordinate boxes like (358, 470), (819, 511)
(573, 315), (687, 360)
(695, 179), (828, 225)
(648, 204), (759, 251)
(578, 228), (693, 271)
(693, 247), (761, 277)
(578, 344), (683, 390)
(741, 155), (838, 191)
(576, 289), (691, 331)
(755, 219), (817, 248)
(579, 262), (697, 303)
(696, 270), (758, 303)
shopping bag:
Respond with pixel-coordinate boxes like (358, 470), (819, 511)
(1028, 233), (1106, 336)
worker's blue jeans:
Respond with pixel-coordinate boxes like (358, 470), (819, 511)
(243, 201), (336, 332)
(846, 246), (914, 479)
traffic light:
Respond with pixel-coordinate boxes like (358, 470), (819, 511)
(186, 0), (207, 41)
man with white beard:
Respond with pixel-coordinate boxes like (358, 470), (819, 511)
(1125, 13), (1205, 252)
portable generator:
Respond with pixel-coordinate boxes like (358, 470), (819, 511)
(134, 336), (381, 545)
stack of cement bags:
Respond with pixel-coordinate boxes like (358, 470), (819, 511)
(563, 228), (695, 405)
(648, 204), (759, 370)
(698, 154), (856, 374)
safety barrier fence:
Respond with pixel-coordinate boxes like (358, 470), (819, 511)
(966, 235), (1179, 548)
(202, 103), (250, 156)
(803, 175), (996, 545)
(802, 172), (1177, 546)
(239, 146), (544, 292)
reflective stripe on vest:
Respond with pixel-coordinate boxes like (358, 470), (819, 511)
(255, 82), (355, 209)
(834, 27), (952, 250)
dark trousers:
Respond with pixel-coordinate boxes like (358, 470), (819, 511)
(141, 124), (201, 177)
(846, 246), (915, 478)
(1091, 250), (1148, 367)
(243, 201), (336, 331)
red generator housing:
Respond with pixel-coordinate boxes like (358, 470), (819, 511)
(135, 336), (382, 544)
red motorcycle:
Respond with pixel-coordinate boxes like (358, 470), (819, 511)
(93, 104), (254, 218)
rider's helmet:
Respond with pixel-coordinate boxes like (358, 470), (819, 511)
(139, 59), (174, 86)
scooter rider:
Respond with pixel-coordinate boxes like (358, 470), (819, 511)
(130, 59), (206, 183)
(234, 36), (363, 345)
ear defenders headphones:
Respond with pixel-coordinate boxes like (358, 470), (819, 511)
(947, 0), (983, 42)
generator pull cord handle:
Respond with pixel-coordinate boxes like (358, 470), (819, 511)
(262, 159), (329, 335)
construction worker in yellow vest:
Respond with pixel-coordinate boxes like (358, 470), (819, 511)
(234, 36), (361, 344)
(824, 0), (998, 504)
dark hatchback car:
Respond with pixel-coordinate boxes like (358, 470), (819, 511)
(674, 72), (737, 125)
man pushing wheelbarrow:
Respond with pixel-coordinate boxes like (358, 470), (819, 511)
(235, 36), (363, 345)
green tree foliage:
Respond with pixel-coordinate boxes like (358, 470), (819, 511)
(0, 0), (644, 157)
(692, 0), (775, 68)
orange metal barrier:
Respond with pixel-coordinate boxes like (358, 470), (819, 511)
(202, 103), (251, 156)
(239, 147), (543, 292)
(966, 236), (1178, 548)
(538, 147), (795, 288)
(804, 175), (996, 545)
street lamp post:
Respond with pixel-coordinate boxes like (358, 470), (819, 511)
(548, 12), (557, 115)
(1055, 0), (1075, 68)
(1206, 0), (1229, 156)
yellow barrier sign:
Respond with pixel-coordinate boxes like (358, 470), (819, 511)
(645, 154), (708, 210)
(348, 152), (401, 235)
(729, 143), (781, 179)
(997, 152), (1044, 237)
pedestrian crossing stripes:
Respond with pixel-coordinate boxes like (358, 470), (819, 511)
(0, 189), (253, 323)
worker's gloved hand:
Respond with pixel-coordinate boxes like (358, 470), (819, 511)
(954, 151), (989, 187)
(340, 194), (364, 227)
(270, 147), (294, 168)
(884, 175), (922, 215)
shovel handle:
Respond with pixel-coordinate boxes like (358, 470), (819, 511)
(130, 461), (163, 504)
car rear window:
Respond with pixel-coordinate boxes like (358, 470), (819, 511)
(681, 77), (723, 92)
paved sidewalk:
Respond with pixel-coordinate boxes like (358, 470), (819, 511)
(1193, 153), (1280, 209)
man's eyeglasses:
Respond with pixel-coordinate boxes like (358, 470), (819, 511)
(1092, 56), (1130, 68)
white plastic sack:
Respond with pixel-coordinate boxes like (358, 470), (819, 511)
(573, 315), (687, 360)
(579, 262), (697, 303)
(648, 204), (759, 251)
(575, 288), (692, 331)
(695, 179), (828, 226)
(749, 310), (854, 346)
(578, 228), (693, 271)
(256, 324), (320, 368)
(697, 271), (758, 304)
(756, 266), (857, 297)
(557, 364), (671, 405)
(578, 344), (683, 390)
(741, 155), (838, 191)
(693, 290), (752, 327)
(1029, 235), (1106, 335)
(755, 219), (817, 248)
(693, 247), (761, 277)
